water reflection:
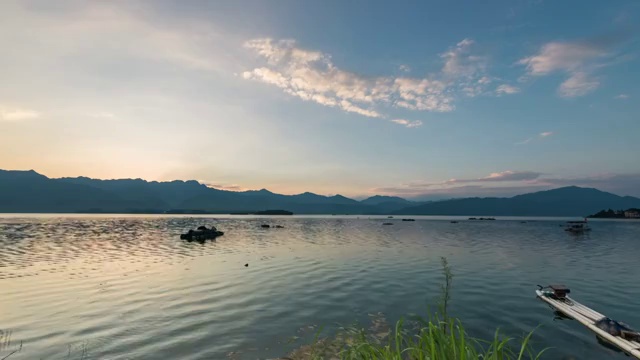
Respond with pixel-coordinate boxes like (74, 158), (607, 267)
(1, 216), (639, 359)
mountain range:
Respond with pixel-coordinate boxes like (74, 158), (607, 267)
(1, 169), (639, 216)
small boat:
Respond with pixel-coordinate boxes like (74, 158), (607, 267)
(382, 222), (393, 225)
(564, 219), (591, 233)
(180, 225), (224, 241)
(401, 218), (416, 221)
(536, 285), (640, 358)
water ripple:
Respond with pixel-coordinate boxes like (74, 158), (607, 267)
(1, 216), (639, 359)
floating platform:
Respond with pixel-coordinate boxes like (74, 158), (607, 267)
(536, 285), (640, 359)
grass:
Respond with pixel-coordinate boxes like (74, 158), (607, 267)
(317, 316), (545, 360)
(286, 257), (547, 360)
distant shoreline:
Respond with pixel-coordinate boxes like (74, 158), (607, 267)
(587, 208), (640, 219)
(0, 210), (295, 215)
(0, 212), (619, 218)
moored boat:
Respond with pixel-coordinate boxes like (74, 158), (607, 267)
(535, 285), (640, 358)
(564, 218), (591, 233)
(180, 225), (224, 241)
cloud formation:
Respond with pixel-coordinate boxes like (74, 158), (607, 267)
(372, 171), (640, 198)
(243, 38), (517, 124)
(371, 170), (545, 198)
(440, 39), (486, 78)
(391, 119), (423, 128)
(518, 34), (629, 98)
(0, 105), (40, 122)
(457, 170), (543, 183)
(557, 72), (600, 98)
(495, 84), (520, 95)
(615, 94), (629, 99)
(382, 170), (543, 191)
(518, 42), (605, 75)
(201, 181), (247, 192)
(538, 173), (640, 196)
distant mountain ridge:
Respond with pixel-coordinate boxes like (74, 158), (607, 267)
(0, 169), (422, 214)
(393, 186), (640, 216)
(1, 169), (639, 216)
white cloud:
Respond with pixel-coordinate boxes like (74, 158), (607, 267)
(477, 76), (492, 85)
(373, 172), (640, 198)
(441, 39), (485, 78)
(372, 170), (545, 197)
(517, 38), (624, 98)
(516, 131), (553, 145)
(615, 94), (629, 99)
(495, 84), (520, 95)
(518, 42), (605, 75)
(201, 181), (247, 192)
(391, 119), (423, 128)
(243, 38), (505, 119)
(399, 64), (411, 72)
(557, 72), (599, 98)
(433, 170), (544, 186)
(0, 105), (40, 122)
(392, 77), (453, 112)
(339, 100), (383, 118)
(472, 170), (543, 182)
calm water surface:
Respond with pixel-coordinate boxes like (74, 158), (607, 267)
(1, 215), (639, 359)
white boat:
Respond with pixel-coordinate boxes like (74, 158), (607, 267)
(536, 285), (640, 359)
(564, 219), (591, 233)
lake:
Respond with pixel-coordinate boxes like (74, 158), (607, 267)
(1, 215), (639, 359)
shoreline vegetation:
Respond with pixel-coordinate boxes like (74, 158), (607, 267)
(278, 258), (546, 360)
(588, 208), (640, 219)
(72, 209), (295, 215)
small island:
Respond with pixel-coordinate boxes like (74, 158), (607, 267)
(588, 208), (640, 219)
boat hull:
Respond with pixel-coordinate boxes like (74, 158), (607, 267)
(536, 289), (640, 358)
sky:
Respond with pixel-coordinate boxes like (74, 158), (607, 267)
(1, 0), (639, 199)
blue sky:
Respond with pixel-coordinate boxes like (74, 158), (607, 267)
(1, 0), (639, 198)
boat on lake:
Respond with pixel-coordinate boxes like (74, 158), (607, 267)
(536, 285), (640, 358)
(564, 219), (591, 233)
(180, 225), (224, 241)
